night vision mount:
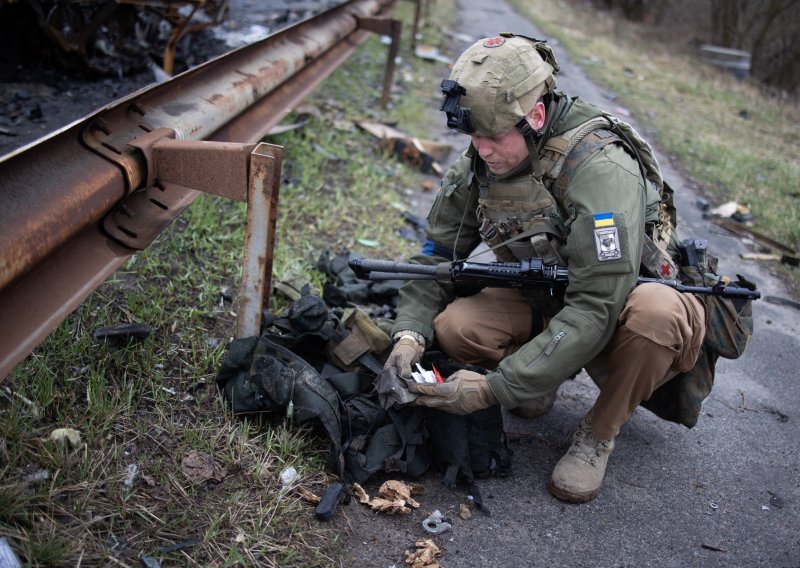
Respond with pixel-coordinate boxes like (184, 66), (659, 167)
(440, 79), (474, 134)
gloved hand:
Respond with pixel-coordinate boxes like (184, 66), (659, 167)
(409, 370), (498, 415)
(383, 336), (425, 377)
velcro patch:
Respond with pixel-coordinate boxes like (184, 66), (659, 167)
(483, 37), (506, 48)
(593, 212), (614, 228)
(594, 226), (623, 262)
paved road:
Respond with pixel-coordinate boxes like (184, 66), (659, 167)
(338, 1), (800, 566)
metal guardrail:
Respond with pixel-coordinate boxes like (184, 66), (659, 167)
(0, 0), (402, 379)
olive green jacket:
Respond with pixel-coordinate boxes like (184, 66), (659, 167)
(393, 96), (661, 409)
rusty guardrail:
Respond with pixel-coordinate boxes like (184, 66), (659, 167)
(0, 0), (401, 379)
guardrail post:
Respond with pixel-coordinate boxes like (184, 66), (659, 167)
(237, 143), (283, 338)
(356, 17), (402, 108)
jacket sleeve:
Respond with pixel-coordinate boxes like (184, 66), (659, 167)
(391, 151), (482, 343)
(487, 144), (647, 407)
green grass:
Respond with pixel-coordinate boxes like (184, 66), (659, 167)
(0, 0), (457, 564)
(512, 0), (800, 275)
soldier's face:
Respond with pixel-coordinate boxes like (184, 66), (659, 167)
(468, 101), (545, 176)
(470, 127), (528, 175)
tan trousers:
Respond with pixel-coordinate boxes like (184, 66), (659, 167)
(433, 283), (706, 440)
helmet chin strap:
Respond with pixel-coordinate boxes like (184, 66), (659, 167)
(515, 94), (560, 179)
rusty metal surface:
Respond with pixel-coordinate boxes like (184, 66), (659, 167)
(0, 0), (399, 379)
(237, 144), (283, 338)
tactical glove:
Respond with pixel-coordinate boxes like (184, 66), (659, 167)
(409, 370), (498, 415)
(384, 336), (425, 378)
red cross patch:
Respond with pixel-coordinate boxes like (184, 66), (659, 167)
(659, 261), (673, 278)
(483, 37), (506, 48)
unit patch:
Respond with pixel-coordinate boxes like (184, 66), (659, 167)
(592, 213), (622, 261)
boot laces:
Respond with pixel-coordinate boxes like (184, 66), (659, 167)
(569, 427), (608, 467)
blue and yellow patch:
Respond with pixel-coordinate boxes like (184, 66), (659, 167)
(593, 212), (615, 228)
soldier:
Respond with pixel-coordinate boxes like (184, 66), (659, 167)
(384, 33), (708, 503)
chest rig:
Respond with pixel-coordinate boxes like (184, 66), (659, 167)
(474, 115), (615, 265)
(473, 100), (680, 282)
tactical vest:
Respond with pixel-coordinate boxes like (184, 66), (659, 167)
(473, 98), (680, 283)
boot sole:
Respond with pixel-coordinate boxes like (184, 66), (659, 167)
(547, 480), (600, 503)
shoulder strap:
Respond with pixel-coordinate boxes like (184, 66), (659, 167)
(551, 128), (622, 204)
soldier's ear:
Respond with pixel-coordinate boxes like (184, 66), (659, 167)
(527, 100), (546, 131)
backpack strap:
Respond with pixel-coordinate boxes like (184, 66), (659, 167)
(551, 128), (623, 205)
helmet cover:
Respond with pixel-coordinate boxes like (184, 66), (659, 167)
(444, 33), (558, 136)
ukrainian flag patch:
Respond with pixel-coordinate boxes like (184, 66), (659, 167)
(593, 212), (615, 228)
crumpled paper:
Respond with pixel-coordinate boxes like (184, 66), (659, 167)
(352, 480), (424, 514)
(404, 538), (441, 568)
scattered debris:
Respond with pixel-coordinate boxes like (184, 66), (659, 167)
(297, 485), (322, 504)
(49, 427), (82, 447)
(422, 509), (452, 534)
(314, 481), (348, 521)
(356, 238), (380, 248)
(767, 490), (785, 509)
(404, 538), (442, 568)
(764, 296), (800, 312)
(711, 218), (797, 256)
(93, 322), (152, 344)
(181, 450), (225, 484)
(414, 44), (452, 65)
(352, 480), (423, 514)
(123, 463), (138, 492)
(709, 200), (751, 222)
(23, 469), (50, 483)
(356, 121), (449, 176)
(140, 556), (161, 568)
(740, 253), (781, 262)
(0, 536), (22, 568)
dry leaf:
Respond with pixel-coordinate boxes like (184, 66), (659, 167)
(353, 483), (370, 504)
(296, 486), (321, 504)
(404, 538), (441, 568)
(459, 503), (472, 520)
(181, 450), (225, 483)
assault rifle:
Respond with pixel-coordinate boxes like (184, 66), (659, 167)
(348, 257), (761, 300)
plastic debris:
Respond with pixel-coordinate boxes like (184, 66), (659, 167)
(421, 510), (451, 534)
(459, 503), (472, 520)
(0, 536), (22, 568)
(279, 466), (299, 495)
(123, 463), (138, 492)
(93, 322), (151, 344)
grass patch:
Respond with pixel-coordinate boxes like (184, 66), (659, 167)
(0, 1), (456, 565)
(513, 0), (800, 286)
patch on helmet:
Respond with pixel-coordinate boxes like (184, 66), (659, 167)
(593, 213), (622, 261)
(483, 37), (506, 48)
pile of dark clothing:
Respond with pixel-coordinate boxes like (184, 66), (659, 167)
(215, 251), (511, 504)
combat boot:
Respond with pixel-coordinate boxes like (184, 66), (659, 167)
(509, 388), (557, 419)
(548, 416), (614, 503)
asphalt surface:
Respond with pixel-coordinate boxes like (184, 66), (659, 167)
(336, 1), (800, 566)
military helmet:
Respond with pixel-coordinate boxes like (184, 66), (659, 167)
(440, 33), (559, 137)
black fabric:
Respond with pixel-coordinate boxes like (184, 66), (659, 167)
(216, 278), (512, 487)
